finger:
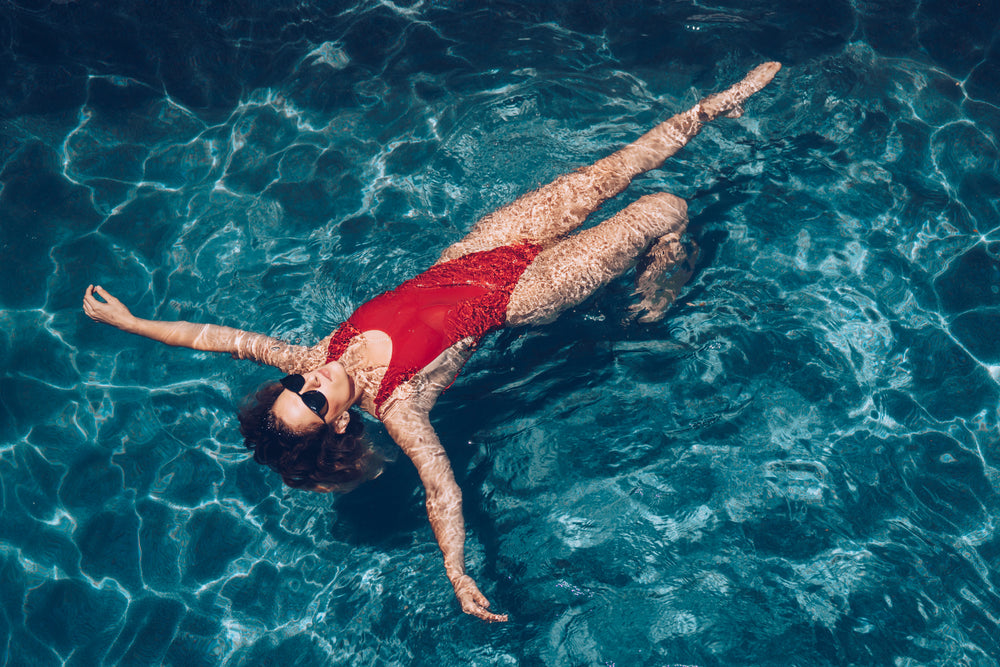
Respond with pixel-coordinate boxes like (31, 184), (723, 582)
(464, 602), (499, 621)
(461, 596), (506, 622)
(476, 608), (508, 623)
(461, 580), (490, 607)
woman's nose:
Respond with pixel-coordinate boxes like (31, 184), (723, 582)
(302, 373), (322, 390)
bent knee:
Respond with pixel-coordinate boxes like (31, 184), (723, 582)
(637, 191), (687, 218)
(624, 192), (688, 238)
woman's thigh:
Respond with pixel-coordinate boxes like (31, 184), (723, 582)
(505, 191), (687, 326)
(435, 162), (631, 264)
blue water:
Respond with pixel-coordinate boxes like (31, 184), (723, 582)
(2, 0), (1000, 664)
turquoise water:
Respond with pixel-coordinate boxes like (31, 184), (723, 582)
(2, 0), (1000, 664)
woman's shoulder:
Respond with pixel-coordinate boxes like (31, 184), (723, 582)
(380, 337), (478, 418)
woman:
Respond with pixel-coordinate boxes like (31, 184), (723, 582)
(83, 61), (781, 622)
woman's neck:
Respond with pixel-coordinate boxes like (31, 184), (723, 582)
(337, 331), (392, 416)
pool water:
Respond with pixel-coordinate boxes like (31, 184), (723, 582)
(2, 0), (1000, 665)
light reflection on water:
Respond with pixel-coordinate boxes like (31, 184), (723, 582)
(2, 1), (999, 665)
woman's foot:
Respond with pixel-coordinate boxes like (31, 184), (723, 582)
(630, 237), (700, 322)
(697, 61), (782, 122)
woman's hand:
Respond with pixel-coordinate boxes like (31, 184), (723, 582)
(82, 285), (284, 357)
(453, 575), (508, 622)
(82, 285), (136, 331)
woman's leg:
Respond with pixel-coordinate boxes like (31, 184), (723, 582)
(505, 191), (689, 326)
(630, 234), (699, 322)
(437, 61), (781, 264)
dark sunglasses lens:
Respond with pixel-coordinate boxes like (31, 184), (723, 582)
(280, 374), (305, 392)
(300, 390), (328, 417)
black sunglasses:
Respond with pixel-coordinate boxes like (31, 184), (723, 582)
(279, 374), (328, 419)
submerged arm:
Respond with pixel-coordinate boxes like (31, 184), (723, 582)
(382, 405), (507, 623)
(82, 284), (324, 373)
(380, 338), (506, 622)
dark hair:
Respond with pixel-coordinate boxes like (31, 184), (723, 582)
(238, 382), (384, 493)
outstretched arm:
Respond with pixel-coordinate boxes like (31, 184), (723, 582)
(82, 284), (324, 373)
(382, 405), (508, 623)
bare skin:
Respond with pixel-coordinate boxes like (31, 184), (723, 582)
(83, 61), (781, 623)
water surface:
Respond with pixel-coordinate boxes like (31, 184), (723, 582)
(2, 1), (1000, 665)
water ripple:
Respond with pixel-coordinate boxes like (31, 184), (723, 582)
(3, 0), (1000, 664)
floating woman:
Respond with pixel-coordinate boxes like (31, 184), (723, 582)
(83, 61), (781, 622)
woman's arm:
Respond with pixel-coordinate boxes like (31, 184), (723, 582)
(82, 285), (324, 374)
(381, 406), (508, 623)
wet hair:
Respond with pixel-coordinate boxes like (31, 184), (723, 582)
(238, 382), (385, 493)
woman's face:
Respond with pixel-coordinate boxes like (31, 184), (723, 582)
(270, 361), (355, 434)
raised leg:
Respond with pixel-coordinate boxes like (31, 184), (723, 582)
(437, 61), (781, 264)
(505, 191), (688, 326)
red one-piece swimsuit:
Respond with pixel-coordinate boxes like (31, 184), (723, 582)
(326, 242), (542, 417)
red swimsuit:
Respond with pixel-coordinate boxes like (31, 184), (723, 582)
(326, 243), (542, 416)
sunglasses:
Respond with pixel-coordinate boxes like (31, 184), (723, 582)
(279, 374), (328, 419)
